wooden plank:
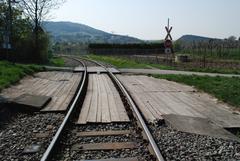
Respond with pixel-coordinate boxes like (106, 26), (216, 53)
(96, 75), (102, 122)
(117, 75), (240, 127)
(42, 80), (69, 111)
(76, 130), (131, 137)
(87, 74), (98, 122)
(107, 76), (129, 122)
(60, 74), (82, 110)
(34, 132), (50, 138)
(100, 75), (111, 123)
(78, 74), (129, 124)
(78, 75), (93, 124)
(119, 75), (200, 118)
(54, 74), (78, 110)
(119, 76), (159, 121)
(42, 72), (82, 111)
(133, 80), (163, 120)
(79, 158), (139, 161)
(72, 142), (137, 151)
(102, 75), (120, 122)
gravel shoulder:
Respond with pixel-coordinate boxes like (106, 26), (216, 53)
(150, 123), (240, 161)
(0, 109), (64, 161)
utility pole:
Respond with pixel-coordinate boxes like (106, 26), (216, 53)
(3, 0), (18, 61)
(4, 0), (12, 50)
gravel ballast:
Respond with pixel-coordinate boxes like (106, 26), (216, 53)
(62, 57), (82, 67)
(53, 123), (155, 161)
(150, 123), (240, 161)
(0, 111), (64, 161)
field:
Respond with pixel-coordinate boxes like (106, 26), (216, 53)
(87, 54), (240, 74)
(87, 54), (175, 69)
(49, 57), (65, 67)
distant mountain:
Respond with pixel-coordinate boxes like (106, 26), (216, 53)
(43, 21), (143, 44)
(177, 35), (220, 43)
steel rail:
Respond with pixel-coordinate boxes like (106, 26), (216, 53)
(78, 57), (165, 161)
(40, 59), (87, 161)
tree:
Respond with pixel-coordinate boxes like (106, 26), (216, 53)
(228, 36), (237, 42)
(17, 0), (65, 63)
(0, 1), (6, 47)
(0, 1), (35, 62)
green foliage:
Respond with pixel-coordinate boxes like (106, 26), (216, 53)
(0, 61), (44, 91)
(173, 41), (182, 52)
(88, 54), (174, 69)
(0, 2), (50, 64)
(88, 54), (148, 68)
(49, 57), (65, 67)
(152, 74), (240, 108)
(88, 55), (240, 74)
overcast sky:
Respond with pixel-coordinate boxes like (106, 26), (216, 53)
(52, 0), (240, 40)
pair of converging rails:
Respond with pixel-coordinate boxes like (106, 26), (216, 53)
(40, 57), (165, 161)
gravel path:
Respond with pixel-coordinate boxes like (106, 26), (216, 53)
(150, 123), (240, 161)
(53, 123), (155, 161)
(62, 57), (82, 67)
(0, 111), (64, 161)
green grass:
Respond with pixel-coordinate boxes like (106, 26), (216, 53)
(88, 54), (240, 74)
(152, 74), (240, 108)
(180, 66), (240, 75)
(49, 57), (65, 67)
(87, 54), (175, 69)
(0, 61), (44, 91)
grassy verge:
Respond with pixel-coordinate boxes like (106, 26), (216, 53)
(88, 54), (240, 74)
(49, 57), (65, 67)
(87, 54), (175, 69)
(180, 66), (240, 75)
(152, 74), (240, 108)
(0, 61), (44, 91)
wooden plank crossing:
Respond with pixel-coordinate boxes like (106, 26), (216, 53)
(117, 75), (240, 128)
(77, 74), (129, 124)
(0, 72), (82, 112)
(74, 66), (120, 74)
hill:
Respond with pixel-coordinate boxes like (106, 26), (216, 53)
(43, 21), (143, 44)
(177, 35), (219, 43)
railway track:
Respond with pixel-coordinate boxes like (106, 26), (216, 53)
(1, 56), (240, 160)
(40, 57), (165, 161)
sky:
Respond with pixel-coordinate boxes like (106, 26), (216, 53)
(52, 0), (240, 40)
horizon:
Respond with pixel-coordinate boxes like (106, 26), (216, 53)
(52, 0), (240, 40)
